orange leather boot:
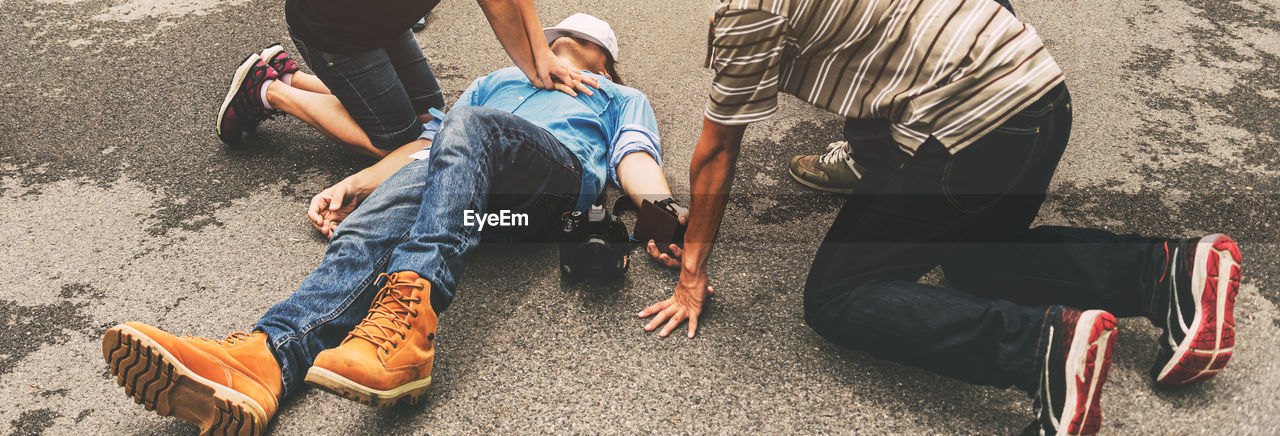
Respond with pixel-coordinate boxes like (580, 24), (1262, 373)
(306, 271), (438, 407)
(102, 323), (283, 436)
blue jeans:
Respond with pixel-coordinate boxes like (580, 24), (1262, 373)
(290, 29), (445, 149)
(804, 84), (1168, 394)
(255, 107), (581, 396)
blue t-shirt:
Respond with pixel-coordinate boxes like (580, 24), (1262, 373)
(420, 67), (662, 211)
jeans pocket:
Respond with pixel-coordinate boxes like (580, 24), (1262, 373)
(942, 117), (1042, 213)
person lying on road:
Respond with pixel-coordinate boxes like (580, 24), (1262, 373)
(103, 14), (686, 436)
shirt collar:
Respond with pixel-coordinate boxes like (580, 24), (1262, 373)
(580, 71), (615, 99)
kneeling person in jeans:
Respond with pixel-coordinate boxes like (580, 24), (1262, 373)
(103, 15), (681, 435)
(663, 1), (1245, 434)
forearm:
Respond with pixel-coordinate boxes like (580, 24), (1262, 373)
(477, 0), (540, 85)
(514, 0), (554, 59)
(348, 139), (431, 198)
(616, 152), (674, 209)
(681, 118), (746, 277)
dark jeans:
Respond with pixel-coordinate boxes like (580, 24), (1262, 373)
(803, 84), (1168, 393)
(290, 29), (445, 149)
(256, 107), (581, 396)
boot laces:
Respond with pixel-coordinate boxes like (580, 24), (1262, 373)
(349, 273), (423, 355)
(218, 331), (254, 345)
(188, 331), (253, 347)
(818, 141), (851, 165)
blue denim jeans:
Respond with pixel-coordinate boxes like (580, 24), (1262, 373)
(804, 84), (1168, 394)
(255, 107), (581, 396)
(290, 29), (445, 149)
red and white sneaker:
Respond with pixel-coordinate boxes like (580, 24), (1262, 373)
(259, 43), (299, 77)
(216, 54), (278, 145)
(1027, 308), (1118, 436)
(1151, 234), (1243, 387)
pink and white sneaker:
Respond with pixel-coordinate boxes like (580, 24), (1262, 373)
(259, 43), (299, 77)
(1151, 234), (1243, 387)
(215, 54), (278, 145)
(1027, 308), (1118, 436)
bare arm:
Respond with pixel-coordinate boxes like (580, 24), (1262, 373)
(637, 118), (746, 338)
(307, 139), (430, 237)
(477, 0), (596, 95)
(345, 139), (430, 195)
(680, 118), (745, 286)
(476, 0), (541, 87)
(618, 151), (699, 269)
(616, 152), (675, 209)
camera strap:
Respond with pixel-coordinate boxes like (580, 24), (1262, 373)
(610, 197), (640, 242)
(611, 196), (680, 216)
(610, 196), (635, 215)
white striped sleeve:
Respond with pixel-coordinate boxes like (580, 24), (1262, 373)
(705, 9), (787, 126)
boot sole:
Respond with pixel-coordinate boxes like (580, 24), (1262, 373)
(1155, 234), (1242, 386)
(216, 54), (259, 145)
(103, 324), (268, 436)
(304, 366), (431, 408)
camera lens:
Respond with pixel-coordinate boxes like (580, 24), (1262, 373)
(579, 237), (612, 273)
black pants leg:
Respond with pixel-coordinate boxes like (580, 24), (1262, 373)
(804, 84), (1167, 393)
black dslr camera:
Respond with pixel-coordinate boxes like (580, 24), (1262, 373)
(558, 204), (630, 280)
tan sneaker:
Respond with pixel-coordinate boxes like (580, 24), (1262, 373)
(102, 323), (282, 436)
(788, 141), (867, 194)
(305, 271), (438, 407)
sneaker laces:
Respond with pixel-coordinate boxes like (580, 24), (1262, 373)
(348, 273), (423, 356)
(818, 141), (851, 165)
(233, 60), (278, 124)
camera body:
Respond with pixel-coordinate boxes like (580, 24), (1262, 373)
(558, 204), (630, 280)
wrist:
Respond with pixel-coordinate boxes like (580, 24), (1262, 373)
(346, 174), (373, 199)
(680, 259), (703, 278)
(532, 47), (554, 63)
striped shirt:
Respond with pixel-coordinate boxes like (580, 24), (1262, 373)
(705, 0), (1065, 154)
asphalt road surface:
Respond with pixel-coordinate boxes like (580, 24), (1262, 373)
(2, 0), (1278, 434)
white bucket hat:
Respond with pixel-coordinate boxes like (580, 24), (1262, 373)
(543, 13), (620, 62)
